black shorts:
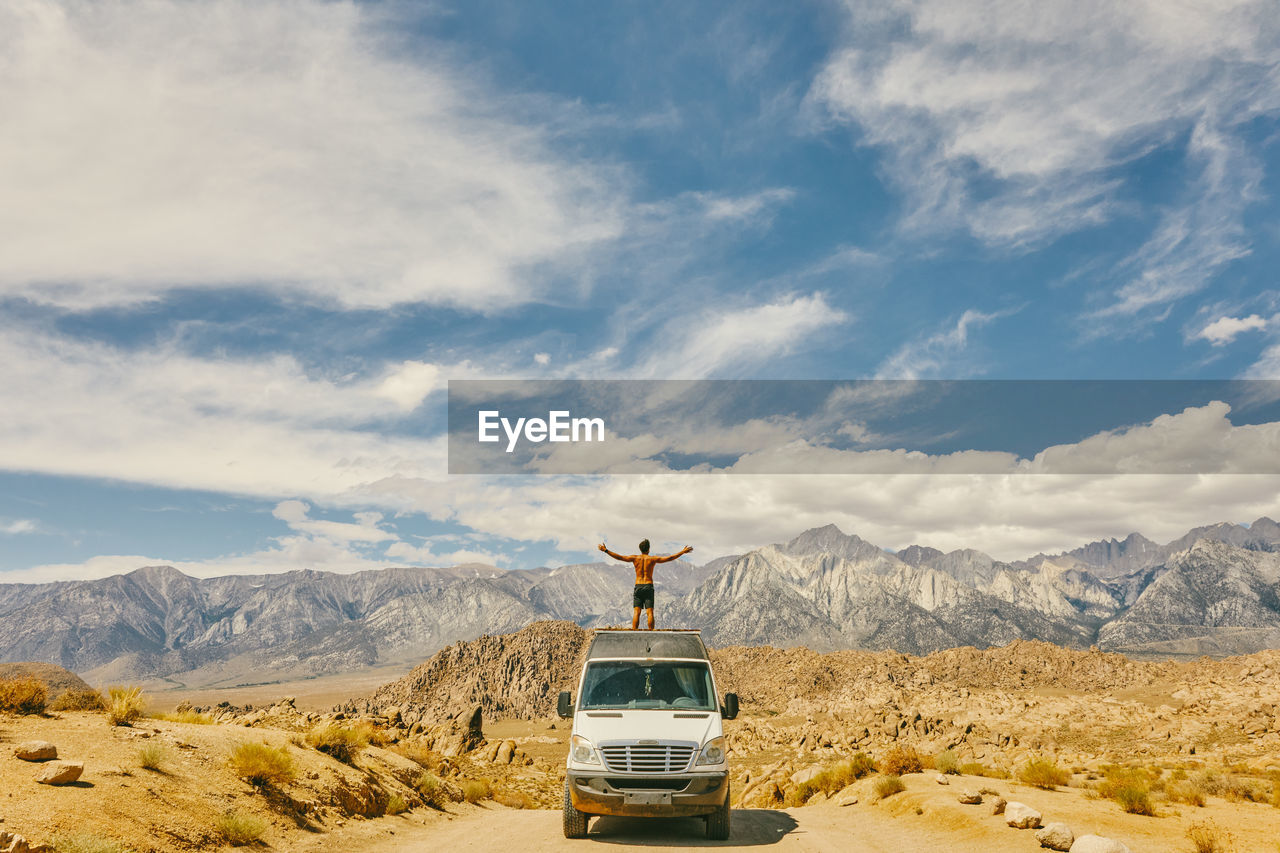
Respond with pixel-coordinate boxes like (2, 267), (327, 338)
(632, 583), (655, 609)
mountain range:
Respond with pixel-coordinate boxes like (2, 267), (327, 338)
(2, 518), (1279, 686)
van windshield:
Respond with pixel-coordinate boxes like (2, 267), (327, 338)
(580, 660), (716, 711)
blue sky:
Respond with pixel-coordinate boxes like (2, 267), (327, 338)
(2, 0), (1280, 580)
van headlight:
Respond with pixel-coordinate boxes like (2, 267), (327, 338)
(696, 736), (726, 766)
(570, 735), (600, 765)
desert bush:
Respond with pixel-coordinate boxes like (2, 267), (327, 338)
(51, 835), (134, 853)
(137, 743), (169, 771)
(492, 788), (534, 809)
(786, 755), (878, 805)
(305, 723), (369, 764)
(1186, 820), (1235, 853)
(1097, 767), (1156, 815)
(933, 749), (959, 775)
(1219, 775), (1266, 803)
(462, 779), (493, 803)
(385, 793), (409, 815)
(874, 775), (905, 799)
(152, 708), (213, 724)
(880, 745), (923, 776)
(50, 688), (106, 712)
(1018, 757), (1071, 790)
(106, 685), (148, 726)
(417, 773), (452, 809)
(0, 675), (47, 715)
(958, 761), (1007, 778)
(1165, 779), (1206, 807)
(393, 743), (444, 772)
(215, 811), (267, 846)
(229, 741), (296, 786)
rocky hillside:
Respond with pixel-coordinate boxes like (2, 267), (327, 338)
(0, 662), (92, 699)
(2, 517), (1279, 684)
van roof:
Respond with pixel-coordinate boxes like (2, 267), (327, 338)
(586, 629), (709, 661)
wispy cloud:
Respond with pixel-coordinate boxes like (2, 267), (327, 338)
(0, 0), (623, 311)
(876, 308), (1017, 379)
(1, 519), (37, 535)
(812, 0), (1280, 322)
(1197, 314), (1269, 346)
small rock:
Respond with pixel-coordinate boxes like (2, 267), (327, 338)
(34, 760), (84, 785)
(932, 772), (949, 785)
(13, 742), (57, 762)
(1068, 836), (1131, 853)
(957, 790), (982, 804)
(1036, 822), (1074, 851)
(1004, 801), (1040, 829)
(834, 787), (859, 807)
(988, 795), (1007, 815)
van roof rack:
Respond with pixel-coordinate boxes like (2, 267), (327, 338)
(586, 629), (709, 660)
(592, 627), (702, 633)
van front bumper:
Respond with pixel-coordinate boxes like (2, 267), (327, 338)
(567, 770), (729, 818)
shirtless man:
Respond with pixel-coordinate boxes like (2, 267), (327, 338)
(598, 539), (694, 630)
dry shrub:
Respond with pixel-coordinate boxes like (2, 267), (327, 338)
(933, 749), (959, 775)
(874, 775), (905, 799)
(137, 743), (168, 771)
(393, 743), (445, 772)
(152, 708), (213, 725)
(958, 761), (1007, 778)
(385, 793), (409, 815)
(1018, 757), (1071, 790)
(417, 772), (459, 809)
(493, 788), (534, 809)
(786, 754), (877, 805)
(1165, 779), (1207, 807)
(1220, 775), (1266, 803)
(106, 685), (147, 726)
(1186, 820), (1235, 853)
(462, 779), (493, 803)
(0, 675), (47, 715)
(230, 741), (296, 786)
(880, 745), (923, 776)
(350, 719), (392, 747)
(1097, 767), (1156, 815)
(51, 834), (133, 853)
(215, 811), (267, 846)
(305, 723), (369, 764)
(50, 688), (106, 712)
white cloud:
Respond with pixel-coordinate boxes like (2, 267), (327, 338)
(638, 292), (849, 378)
(534, 352), (551, 366)
(698, 188), (796, 223)
(0, 0), (623, 311)
(812, 0), (1279, 317)
(1, 519), (38, 535)
(875, 308), (1014, 379)
(271, 500), (395, 544)
(1197, 314), (1268, 346)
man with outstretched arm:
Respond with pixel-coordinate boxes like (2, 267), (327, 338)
(598, 538), (694, 630)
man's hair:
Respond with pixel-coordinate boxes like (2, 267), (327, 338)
(638, 539), (650, 554)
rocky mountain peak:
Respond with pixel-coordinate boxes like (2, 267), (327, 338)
(896, 545), (944, 567)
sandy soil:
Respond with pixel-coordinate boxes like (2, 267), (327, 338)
(144, 665), (413, 713)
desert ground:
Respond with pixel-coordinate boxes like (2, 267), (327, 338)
(4, 624), (1280, 852)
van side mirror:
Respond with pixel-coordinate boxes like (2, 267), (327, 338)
(721, 692), (738, 720)
(557, 691), (574, 718)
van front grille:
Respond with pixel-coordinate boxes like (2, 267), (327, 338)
(599, 743), (695, 773)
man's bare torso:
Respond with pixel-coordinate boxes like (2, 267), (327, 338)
(627, 555), (658, 584)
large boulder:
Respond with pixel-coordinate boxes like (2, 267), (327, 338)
(790, 766), (823, 786)
(1004, 801), (1042, 829)
(1069, 836), (1131, 853)
(34, 760), (83, 785)
(1036, 822), (1074, 851)
(13, 741), (57, 762)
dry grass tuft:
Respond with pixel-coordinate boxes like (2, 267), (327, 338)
(393, 743), (445, 772)
(417, 772), (453, 809)
(0, 675), (47, 715)
(493, 788), (535, 809)
(137, 742), (169, 771)
(874, 774), (906, 799)
(1165, 779), (1207, 807)
(385, 793), (409, 815)
(50, 688), (106, 712)
(1018, 756), (1071, 790)
(1186, 820), (1235, 853)
(305, 723), (370, 764)
(229, 741), (296, 787)
(106, 685), (148, 726)
(215, 811), (267, 846)
(51, 834), (134, 853)
(786, 754), (877, 805)
(880, 745), (923, 776)
(461, 779), (493, 803)
(933, 749), (959, 775)
(958, 761), (1007, 778)
(1097, 767), (1156, 815)
(152, 708), (213, 725)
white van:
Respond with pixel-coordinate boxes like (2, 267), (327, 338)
(557, 629), (739, 840)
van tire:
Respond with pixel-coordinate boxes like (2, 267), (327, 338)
(705, 783), (730, 840)
(563, 780), (589, 838)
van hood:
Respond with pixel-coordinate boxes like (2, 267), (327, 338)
(575, 710), (720, 746)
